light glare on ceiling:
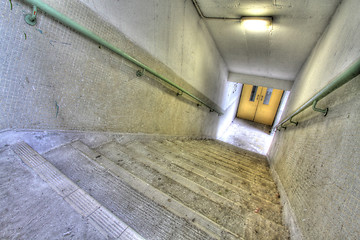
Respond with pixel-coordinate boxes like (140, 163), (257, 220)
(241, 17), (272, 31)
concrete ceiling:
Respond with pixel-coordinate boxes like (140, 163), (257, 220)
(194, 0), (342, 81)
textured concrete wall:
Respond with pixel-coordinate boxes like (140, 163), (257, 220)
(0, 0), (239, 137)
(79, 0), (232, 107)
(268, 0), (360, 239)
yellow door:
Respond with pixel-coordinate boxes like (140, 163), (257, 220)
(237, 84), (263, 121)
(254, 87), (284, 125)
(237, 84), (284, 126)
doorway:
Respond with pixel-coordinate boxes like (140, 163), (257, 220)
(237, 84), (284, 126)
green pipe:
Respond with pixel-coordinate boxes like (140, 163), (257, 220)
(24, 0), (223, 115)
(274, 57), (360, 131)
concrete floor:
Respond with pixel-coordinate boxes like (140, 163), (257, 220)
(219, 118), (273, 155)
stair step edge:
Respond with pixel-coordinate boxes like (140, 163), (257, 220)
(11, 141), (144, 240)
(73, 140), (240, 240)
(139, 141), (283, 213)
(126, 141), (283, 225)
(142, 140), (280, 204)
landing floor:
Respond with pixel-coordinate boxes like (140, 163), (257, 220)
(219, 118), (273, 155)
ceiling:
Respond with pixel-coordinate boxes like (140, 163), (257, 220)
(194, 0), (342, 81)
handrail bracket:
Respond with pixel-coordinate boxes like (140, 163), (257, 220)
(290, 117), (298, 126)
(136, 69), (145, 77)
(312, 100), (328, 116)
(25, 5), (37, 25)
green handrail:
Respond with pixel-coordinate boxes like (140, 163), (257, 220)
(274, 57), (360, 131)
(24, 0), (223, 115)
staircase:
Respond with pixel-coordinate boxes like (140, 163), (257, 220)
(11, 135), (289, 239)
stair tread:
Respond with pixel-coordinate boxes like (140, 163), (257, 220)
(124, 140), (283, 225)
(150, 140), (280, 204)
(180, 139), (269, 166)
(169, 140), (272, 179)
(8, 134), (289, 240)
(74, 141), (242, 240)
(96, 141), (246, 237)
(169, 141), (274, 184)
(11, 142), (143, 240)
(46, 142), (226, 240)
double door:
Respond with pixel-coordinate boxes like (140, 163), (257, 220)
(237, 84), (283, 126)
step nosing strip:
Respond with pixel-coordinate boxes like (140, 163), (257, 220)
(125, 145), (250, 214)
(90, 216), (122, 238)
(95, 151), (239, 239)
(67, 192), (99, 213)
(15, 148), (46, 167)
(90, 211), (125, 237)
(12, 142), (143, 240)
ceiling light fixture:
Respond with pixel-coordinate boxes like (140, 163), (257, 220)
(241, 17), (273, 31)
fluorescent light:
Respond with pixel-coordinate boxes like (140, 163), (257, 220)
(241, 17), (272, 31)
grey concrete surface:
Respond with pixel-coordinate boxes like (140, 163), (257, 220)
(11, 141), (144, 239)
(1, 130), (289, 239)
(268, 0), (360, 239)
(0, 0), (239, 138)
(219, 118), (273, 155)
(0, 147), (104, 239)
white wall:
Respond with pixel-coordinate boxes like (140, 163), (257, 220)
(284, 0), (360, 115)
(78, 0), (240, 136)
(79, 0), (232, 109)
(0, 0), (238, 138)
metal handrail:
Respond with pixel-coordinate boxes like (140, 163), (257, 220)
(274, 58), (360, 131)
(24, 0), (223, 115)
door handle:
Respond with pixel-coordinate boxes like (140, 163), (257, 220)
(260, 95), (263, 101)
(256, 95), (259, 100)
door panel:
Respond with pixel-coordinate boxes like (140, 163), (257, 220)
(254, 87), (284, 125)
(237, 84), (262, 121)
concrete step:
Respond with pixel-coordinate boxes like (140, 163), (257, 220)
(157, 139), (280, 204)
(170, 139), (273, 180)
(203, 139), (269, 165)
(11, 142), (143, 240)
(96, 139), (288, 239)
(10, 134), (289, 239)
(44, 141), (222, 240)
(131, 140), (283, 225)
(95, 141), (244, 238)
(185, 139), (270, 166)
(181, 139), (272, 177)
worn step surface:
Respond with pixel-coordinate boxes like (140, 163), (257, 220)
(44, 141), (222, 240)
(126, 140), (283, 225)
(4, 131), (289, 240)
(155, 139), (280, 205)
(94, 138), (289, 239)
(11, 142), (143, 240)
